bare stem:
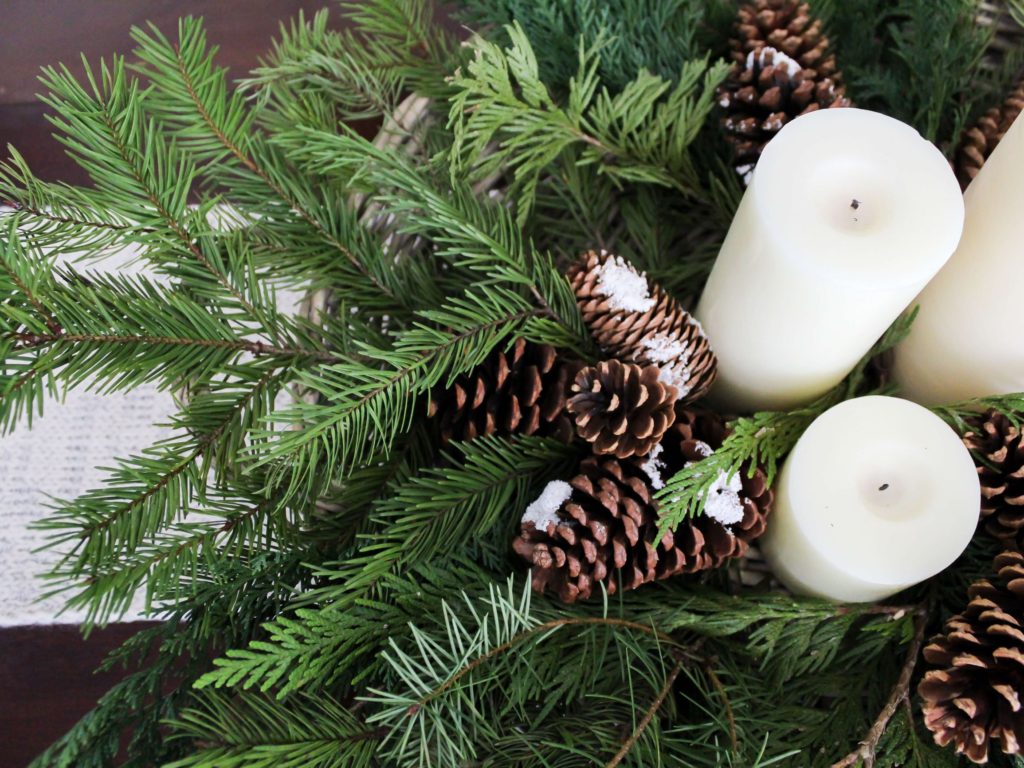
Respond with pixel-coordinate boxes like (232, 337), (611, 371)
(605, 656), (686, 768)
(831, 607), (929, 768)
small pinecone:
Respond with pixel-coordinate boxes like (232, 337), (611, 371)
(567, 250), (717, 403)
(428, 338), (580, 443)
(513, 409), (773, 603)
(963, 410), (1024, 547)
(567, 360), (677, 459)
(955, 80), (1024, 190)
(719, 0), (850, 175)
(918, 551), (1024, 764)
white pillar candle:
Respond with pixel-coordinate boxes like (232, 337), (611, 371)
(894, 112), (1024, 405)
(695, 108), (964, 412)
(760, 396), (979, 603)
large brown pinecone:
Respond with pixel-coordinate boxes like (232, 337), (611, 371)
(918, 550), (1024, 764)
(567, 360), (677, 459)
(718, 0), (850, 176)
(567, 250), (717, 404)
(428, 338), (580, 443)
(955, 80), (1024, 190)
(963, 410), (1024, 548)
(513, 409), (773, 603)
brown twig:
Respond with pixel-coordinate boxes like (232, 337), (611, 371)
(705, 658), (738, 755)
(413, 616), (682, 713)
(830, 607), (930, 768)
(605, 656), (686, 768)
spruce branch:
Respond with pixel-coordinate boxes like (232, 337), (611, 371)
(285, 127), (593, 352)
(257, 287), (551, 502)
(131, 16), (418, 306)
(164, 691), (382, 768)
(314, 435), (578, 609)
(41, 58), (268, 318)
(37, 366), (286, 621)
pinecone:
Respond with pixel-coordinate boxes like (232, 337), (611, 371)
(963, 410), (1024, 547)
(954, 80), (1024, 190)
(428, 338), (580, 443)
(718, 0), (850, 177)
(513, 409), (773, 603)
(567, 360), (677, 459)
(918, 550), (1024, 764)
(567, 250), (717, 403)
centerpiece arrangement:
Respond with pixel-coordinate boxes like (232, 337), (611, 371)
(5, 0), (1024, 765)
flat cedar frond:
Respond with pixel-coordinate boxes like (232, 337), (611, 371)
(655, 310), (918, 535)
(448, 22), (729, 218)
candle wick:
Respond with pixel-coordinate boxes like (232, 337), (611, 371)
(850, 199), (861, 210)
(878, 483), (889, 491)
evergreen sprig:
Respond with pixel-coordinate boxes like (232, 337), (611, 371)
(448, 22), (729, 219)
(5, 0), (1022, 765)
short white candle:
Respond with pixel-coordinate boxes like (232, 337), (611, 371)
(759, 396), (979, 603)
(695, 109), (964, 412)
(894, 111), (1024, 404)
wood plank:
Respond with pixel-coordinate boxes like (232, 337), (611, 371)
(0, 623), (158, 768)
(0, 1), (337, 105)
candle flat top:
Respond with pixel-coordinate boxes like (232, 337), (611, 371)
(781, 396), (978, 586)
(752, 109), (965, 287)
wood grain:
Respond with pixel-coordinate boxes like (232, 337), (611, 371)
(0, 0), (345, 183)
(0, 623), (158, 768)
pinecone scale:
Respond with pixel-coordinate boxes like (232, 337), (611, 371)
(514, 410), (773, 603)
(719, 0), (850, 177)
(428, 338), (580, 443)
(963, 410), (1024, 548)
(919, 551), (1024, 763)
(568, 250), (717, 403)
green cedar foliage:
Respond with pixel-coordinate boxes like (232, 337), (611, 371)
(1, 0), (1023, 766)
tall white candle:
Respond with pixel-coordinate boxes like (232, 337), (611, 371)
(760, 396), (979, 603)
(894, 111), (1024, 405)
(695, 109), (964, 412)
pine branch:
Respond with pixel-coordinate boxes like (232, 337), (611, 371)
(606, 654), (686, 768)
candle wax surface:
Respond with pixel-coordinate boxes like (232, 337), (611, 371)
(697, 108), (964, 412)
(760, 396), (979, 602)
